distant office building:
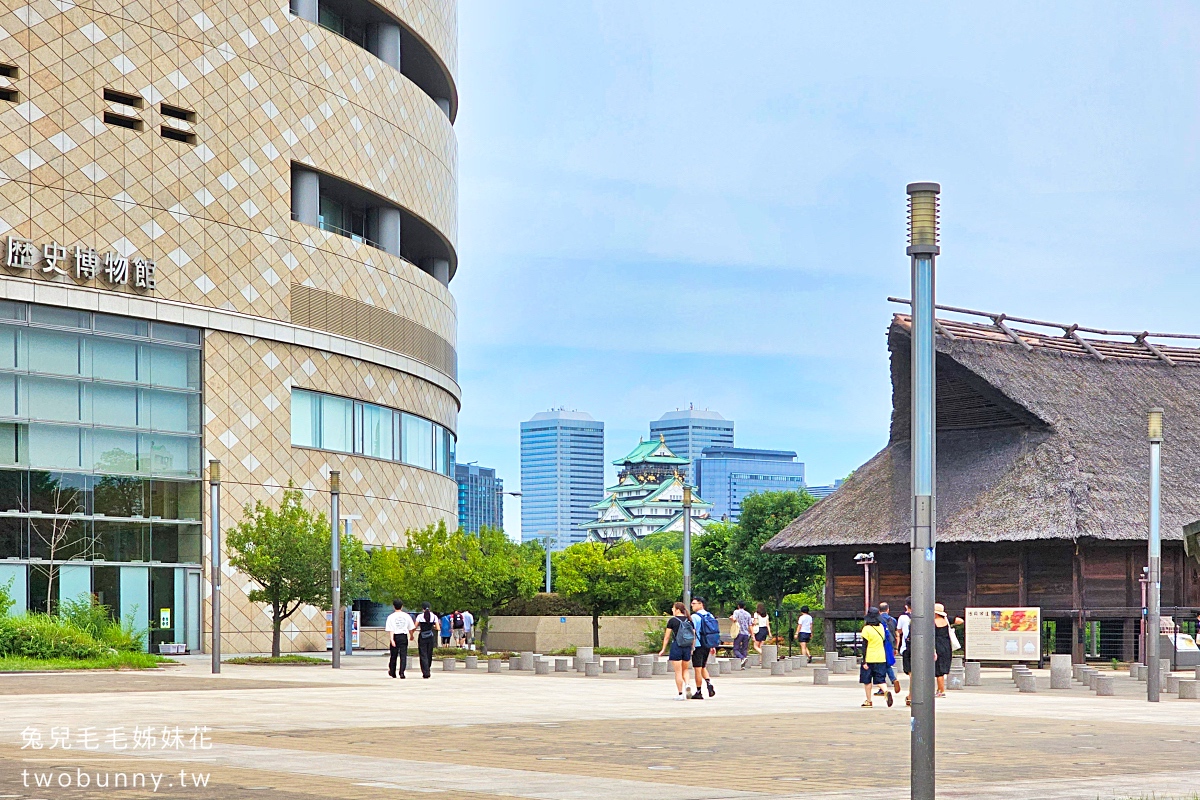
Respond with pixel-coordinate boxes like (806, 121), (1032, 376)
(456, 464), (504, 534)
(694, 446), (806, 522)
(805, 479), (844, 500)
(650, 408), (734, 474)
(520, 410), (605, 550)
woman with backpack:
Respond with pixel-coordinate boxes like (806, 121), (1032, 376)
(658, 601), (695, 701)
(859, 606), (893, 708)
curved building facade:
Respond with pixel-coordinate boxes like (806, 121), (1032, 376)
(0, 0), (459, 652)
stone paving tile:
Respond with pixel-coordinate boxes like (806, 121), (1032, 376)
(0, 671), (326, 695)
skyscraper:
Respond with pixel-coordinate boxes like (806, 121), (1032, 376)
(456, 464), (504, 534)
(520, 411), (604, 550)
(649, 408), (735, 473)
(694, 447), (806, 522)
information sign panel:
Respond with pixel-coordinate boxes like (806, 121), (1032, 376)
(964, 607), (1041, 662)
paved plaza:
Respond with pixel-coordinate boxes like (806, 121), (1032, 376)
(1, 655), (1198, 799)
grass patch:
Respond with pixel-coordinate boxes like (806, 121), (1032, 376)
(225, 655), (328, 665)
(0, 652), (167, 671)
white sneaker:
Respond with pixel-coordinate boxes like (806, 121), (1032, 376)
(676, 692), (687, 701)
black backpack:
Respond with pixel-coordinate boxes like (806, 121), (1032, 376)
(452, 611), (464, 629)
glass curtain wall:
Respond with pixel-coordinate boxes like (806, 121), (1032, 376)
(0, 301), (202, 638)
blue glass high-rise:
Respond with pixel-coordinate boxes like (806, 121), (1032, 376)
(520, 410), (604, 550)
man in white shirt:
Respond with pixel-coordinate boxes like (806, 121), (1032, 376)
(794, 606), (814, 663)
(385, 599), (415, 679)
(461, 610), (475, 650)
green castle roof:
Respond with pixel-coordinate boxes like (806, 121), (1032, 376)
(613, 436), (690, 466)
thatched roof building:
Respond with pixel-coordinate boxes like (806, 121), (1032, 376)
(764, 307), (1200, 662)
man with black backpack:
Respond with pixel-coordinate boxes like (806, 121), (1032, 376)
(690, 596), (721, 699)
(451, 610), (466, 648)
(658, 601), (696, 700)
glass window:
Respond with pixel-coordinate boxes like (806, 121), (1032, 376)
(28, 425), (87, 470)
(150, 322), (199, 344)
(402, 413), (433, 469)
(150, 480), (201, 520)
(92, 383), (139, 428)
(93, 428), (139, 473)
(30, 305), (88, 329)
(0, 516), (25, 558)
(0, 423), (24, 466)
(361, 403), (393, 460)
(94, 314), (148, 337)
(144, 389), (195, 433)
(140, 433), (199, 477)
(0, 469), (23, 512)
(151, 523), (201, 563)
(94, 475), (146, 517)
(291, 389), (320, 448)
(434, 424), (447, 475)
(25, 376), (83, 423)
(27, 329), (82, 377)
(320, 395), (352, 453)
(28, 471), (89, 515)
(0, 325), (21, 370)
(0, 301), (25, 321)
(92, 338), (139, 383)
(0, 372), (15, 417)
(29, 518), (91, 560)
(94, 520), (148, 562)
(147, 345), (196, 389)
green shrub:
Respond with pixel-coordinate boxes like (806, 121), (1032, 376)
(58, 596), (145, 653)
(0, 577), (13, 618)
(546, 645), (642, 656)
(643, 621), (667, 653)
(493, 593), (590, 616)
(0, 614), (108, 660)
(226, 655), (327, 665)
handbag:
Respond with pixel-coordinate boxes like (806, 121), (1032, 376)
(949, 626), (961, 651)
(729, 620), (740, 638)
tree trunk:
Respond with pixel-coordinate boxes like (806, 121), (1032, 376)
(592, 613), (600, 648)
(271, 603), (282, 658)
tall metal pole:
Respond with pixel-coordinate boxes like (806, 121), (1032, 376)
(330, 470), (341, 670)
(545, 533), (552, 593)
(682, 485), (693, 607)
(907, 181), (940, 800)
(1147, 408), (1163, 702)
(343, 519), (353, 657)
(209, 460), (221, 674)
(864, 561), (871, 614)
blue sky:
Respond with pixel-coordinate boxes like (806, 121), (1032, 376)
(451, 2), (1200, 531)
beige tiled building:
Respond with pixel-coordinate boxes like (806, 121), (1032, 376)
(0, 0), (460, 653)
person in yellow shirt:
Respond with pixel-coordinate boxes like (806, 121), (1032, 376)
(859, 607), (893, 707)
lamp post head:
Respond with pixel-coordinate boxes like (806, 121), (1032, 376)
(906, 182), (941, 257)
(329, 470), (340, 493)
(1149, 407), (1164, 443)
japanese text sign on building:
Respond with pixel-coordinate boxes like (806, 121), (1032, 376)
(5, 237), (156, 290)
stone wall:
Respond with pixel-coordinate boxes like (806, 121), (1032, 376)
(484, 616), (667, 653)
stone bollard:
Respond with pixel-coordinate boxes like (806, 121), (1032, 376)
(770, 661), (786, 676)
(555, 658), (570, 673)
(965, 661), (982, 686)
(813, 667), (830, 685)
(573, 656), (585, 672)
(1162, 659), (1173, 678)
(1179, 679), (1200, 699)
(748, 653), (761, 667)
(1136, 664), (1148, 681)
(762, 644), (779, 668)
(488, 658), (503, 673)
(951, 656), (964, 671)
(1132, 663), (1142, 679)
(577, 647), (594, 663)
(947, 669), (965, 690)
(602, 659), (618, 674)
(637, 661), (654, 678)
(1167, 674), (1181, 693)
(442, 658), (456, 671)
(719, 659), (731, 675)
(783, 659), (793, 674)
(619, 658), (633, 671)
(520, 652), (536, 671)
(1050, 654), (1072, 689)
(653, 659), (668, 675)
(509, 656), (521, 671)
(465, 656), (478, 670)
(1194, 665), (1200, 682)
(831, 659), (849, 674)
(585, 661), (601, 677)
(534, 660), (552, 675)
(1011, 664), (1026, 682)
(1095, 675), (1115, 696)
(1087, 671), (1100, 691)
(1017, 673), (1037, 693)
(825, 651), (840, 667)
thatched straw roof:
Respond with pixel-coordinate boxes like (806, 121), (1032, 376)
(765, 312), (1200, 553)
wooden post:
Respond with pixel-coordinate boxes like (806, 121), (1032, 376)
(1072, 546), (1085, 664)
(824, 551), (837, 654)
(966, 546), (977, 608)
(1017, 545), (1028, 607)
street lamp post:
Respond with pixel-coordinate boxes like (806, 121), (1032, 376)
(209, 460), (221, 674)
(907, 181), (940, 800)
(682, 485), (693, 608)
(1148, 407), (1163, 702)
(855, 552), (876, 615)
(330, 470), (341, 670)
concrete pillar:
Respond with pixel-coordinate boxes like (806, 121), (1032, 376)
(290, 0), (317, 23)
(465, 655), (478, 670)
(782, 659), (793, 673)
(1162, 658), (1173, 677)
(441, 657), (456, 671)
(747, 653), (761, 667)
(367, 20), (401, 70)
(434, 97), (451, 118)
(519, 651), (535, 671)
(637, 662), (653, 678)
(964, 661), (981, 686)
(813, 667), (829, 684)
(487, 658), (502, 673)
(825, 651), (839, 668)
(652, 660), (668, 675)
(367, 206), (401, 257)
(420, 257), (450, 285)
(1050, 654), (1072, 689)
(947, 669), (965, 690)
(534, 660), (551, 675)
(508, 656), (520, 671)
(1087, 671), (1100, 691)
(761, 644), (778, 668)
(554, 658), (568, 672)
(1094, 674), (1115, 695)
(1179, 679), (1200, 699)
(602, 659), (617, 674)
(576, 647), (594, 662)
(585, 661), (601, 677)
(1166, 674), (1181, 693)
(618, 657), (633, 671)
(290, 166), (319, 227)
(831, 659), (848, 674)
(1016, 673), (1037, 693)
(951, 656), (964, 671)
(770, 661), (786, 676)
(1136, 664), (1148, 680)
(718, 659), (731, 675)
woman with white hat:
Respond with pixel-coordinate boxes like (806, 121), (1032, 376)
(933, 602), (964, 697)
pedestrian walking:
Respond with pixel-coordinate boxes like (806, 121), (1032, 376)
(934, 602), (963, 698)
(859, 606), (893, 707)
(462, 609), (475, 650)
(751, 603), (771, 654)
(731, 601), (753, 665)
(897, 598), (913, 706)
(385, 599), (414, 679)
(690, 596), (720, 699)
(658, 601), (696, 701)
(439, 612), (452, 646)
(877, 602), (901, 695)
(451, 609), (466, 647)
(415, 603), (439, 678)
(794, 605), (814, 663)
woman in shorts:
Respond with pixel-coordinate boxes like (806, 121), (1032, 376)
(751, 603), (771, 654)
(658, 602), (695, 700)
(859, 607), (893, 707)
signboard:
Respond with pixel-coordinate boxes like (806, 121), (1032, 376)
(5, 236), (157, 290)
(159, 608), (171, 629)
(325, 610), (360, 649)
(964, 607), (1041, 662)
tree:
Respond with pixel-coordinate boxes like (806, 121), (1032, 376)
(28, 472), (89, 614)
(692, 521), (748, 613)
(367, 522), (541, 647)
(227, 487), (367, 657)
(730, 490), (821, 610)
(636, 530), (682, 555)
(554, 541), (681, 646)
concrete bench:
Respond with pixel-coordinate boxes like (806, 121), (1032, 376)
(1179, 679), (1200, 699)
(1136, 664), (1148, 681)
(1051, 655), (1072, 689)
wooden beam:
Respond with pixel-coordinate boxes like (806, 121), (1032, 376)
(1072, 544), (1084, 664)
(966, 546), (977, 608)
(1018, 545), (1028, 607)
(1137, 332), (1176, 366)
(993, 314), (1034, 351)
